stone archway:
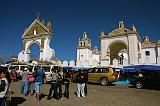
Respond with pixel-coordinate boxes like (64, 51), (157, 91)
(107, 40), (128, 65)
(18, 16), (55, 63)
(100, 21), (142, 66)
(25, 41), (41, 61)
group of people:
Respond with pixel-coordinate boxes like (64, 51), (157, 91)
(20, 66), (88, 101)
(47, 68), (70, 100)
(20, 66), (45, 102)
(0, 65), (89, 105)
(47, 67), (88, 100)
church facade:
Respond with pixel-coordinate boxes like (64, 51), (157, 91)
(77, 21), (160, 67)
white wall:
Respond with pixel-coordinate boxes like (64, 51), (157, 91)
(141, 47), (156, 64)
(77, 48), (92, 66)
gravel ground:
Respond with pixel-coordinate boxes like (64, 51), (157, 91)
(9, 81), (160, 106)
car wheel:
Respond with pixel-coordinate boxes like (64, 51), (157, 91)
(135, 81), (143, 89)
(100, 78), (109, 86)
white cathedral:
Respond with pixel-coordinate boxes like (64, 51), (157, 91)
(17, 16), (160, 67)
(77, 21), (160, 67)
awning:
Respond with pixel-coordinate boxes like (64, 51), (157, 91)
(123, 65), (160, 71)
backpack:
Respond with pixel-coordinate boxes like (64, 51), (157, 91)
(50, 72), (57, 82)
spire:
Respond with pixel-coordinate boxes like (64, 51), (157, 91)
(36, 12), (40, 21)
(131, 24), (137, 31)
(118, 21), (124, 28)
(100, 30), (105, 36)
(41, 19), (45, 25)
(47, 20), (52, 31)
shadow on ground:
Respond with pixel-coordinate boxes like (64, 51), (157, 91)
(128, 85), (160, 91)
(10, 97), (26, 106)
(40, 93), (47, 101)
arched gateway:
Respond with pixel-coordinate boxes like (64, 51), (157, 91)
(18, 16), (55, 63)
(100, 21), (142, 66)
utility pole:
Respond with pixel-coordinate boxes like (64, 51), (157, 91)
(155, 44), (158, 64)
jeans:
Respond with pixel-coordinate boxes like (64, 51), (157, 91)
(21, 81), (29, 94)
(0, 97), (6, 106)
(29, 82), (35, 95)
(0, 97), (7, 106)
(77, 83), (85, 97)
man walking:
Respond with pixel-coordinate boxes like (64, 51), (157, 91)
(34, 66), (45, 101)
(21, 67), (29, 96)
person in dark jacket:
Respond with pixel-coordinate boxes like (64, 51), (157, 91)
(47, 69), (59, 100)
(63, 70), (71, 99)
(76, 69), (86, 97)
(0, 68), (9, 106)
(57, 70), (63, 100)
(83, 70), (88, 95)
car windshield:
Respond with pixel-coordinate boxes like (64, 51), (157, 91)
(9, 66), (19, 70)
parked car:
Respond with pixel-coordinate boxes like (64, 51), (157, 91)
(87, 67), (118, 86)
(129, 70), (160, 89)
(123, 65), (160, 89)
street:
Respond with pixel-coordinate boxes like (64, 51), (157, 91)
(10, 81), (160, 106)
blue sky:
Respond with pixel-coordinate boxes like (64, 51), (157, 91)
(0, 0), (160, 61)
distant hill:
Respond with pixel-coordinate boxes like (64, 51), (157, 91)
(0, 56), (14, 64)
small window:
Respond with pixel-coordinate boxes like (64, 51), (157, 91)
(97, 69), (102, 73)
(102, 68), (109, 73)
(81, 55), (83, 57)
(88, 69), (95, 73)
(145, 51), (150, 56)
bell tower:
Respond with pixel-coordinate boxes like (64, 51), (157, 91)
(77, 32), (91, 48)
(77, 32), (92, 67)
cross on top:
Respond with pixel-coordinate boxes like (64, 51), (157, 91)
(36, 12), (40, 20)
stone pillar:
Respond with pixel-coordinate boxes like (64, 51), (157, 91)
(128, 35), (139, 65)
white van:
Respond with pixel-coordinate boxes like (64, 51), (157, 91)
(41, 65), (62, 83)
(8, 64), (28, 78)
